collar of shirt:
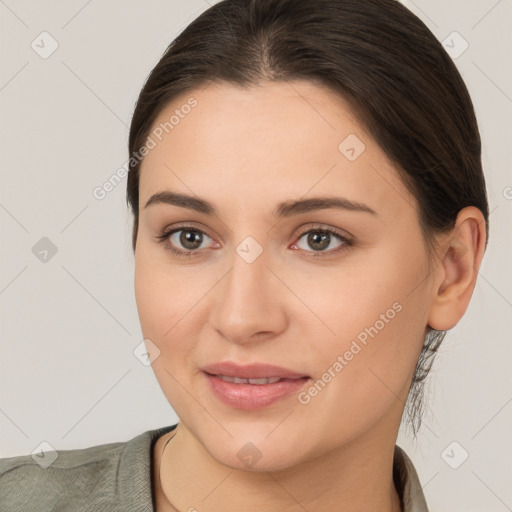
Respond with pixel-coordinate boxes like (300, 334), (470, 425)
(394, 444), (430, 512)
(119, 425), (429, 511)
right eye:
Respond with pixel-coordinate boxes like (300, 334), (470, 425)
(155, 226), (219, 258)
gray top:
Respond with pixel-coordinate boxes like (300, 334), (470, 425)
(0, 424), (429, 511)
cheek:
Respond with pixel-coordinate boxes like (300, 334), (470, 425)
(303, 226), (430, 347)
(134, 253), (200, 410)
(134, 255), (167, 339)
(134, 246), (218, 367)
(293, 257), (413, 344)
(134, 239), (199, 336)
(295, 245), (429, 403)
(134, 248), (192, 362)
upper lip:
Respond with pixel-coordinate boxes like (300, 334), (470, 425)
(202, 362), (309, 380)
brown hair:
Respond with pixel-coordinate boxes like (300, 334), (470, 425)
(126, 0), (489, 436)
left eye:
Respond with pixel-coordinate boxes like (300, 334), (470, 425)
(293, 229), (347, 253)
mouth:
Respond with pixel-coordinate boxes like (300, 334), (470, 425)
(201, 362), (311, 410)
(213, 376), (288, 385)
(202, 361), (310, 380)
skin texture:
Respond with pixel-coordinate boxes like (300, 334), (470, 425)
(134, 80), (486, 512)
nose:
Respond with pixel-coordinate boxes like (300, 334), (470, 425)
(208, 246), (288, 345)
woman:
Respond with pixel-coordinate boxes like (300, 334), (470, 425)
(0, 0), (488, 510)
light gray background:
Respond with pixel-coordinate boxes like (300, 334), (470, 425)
(0, 1), (511, 510)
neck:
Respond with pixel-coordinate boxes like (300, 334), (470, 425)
(155, 419), (403, 512)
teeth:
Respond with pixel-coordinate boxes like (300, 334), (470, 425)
(218, 376), (282, 385)
(249, 377), (281, 384)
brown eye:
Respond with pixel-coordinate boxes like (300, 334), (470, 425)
(155, 224), (221, 259)
(305, 231), (332, 251)
(293, 228), (349, 254)
(165, 228), (213, 252)
(176, 229), (204, 250)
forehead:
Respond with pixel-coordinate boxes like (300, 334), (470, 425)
(138, 80), (417, 220)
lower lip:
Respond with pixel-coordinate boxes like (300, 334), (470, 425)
(203, 372), (310, 410)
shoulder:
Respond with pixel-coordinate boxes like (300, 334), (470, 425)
(0, 441), (125, 511)
(0, 425), (177, 512)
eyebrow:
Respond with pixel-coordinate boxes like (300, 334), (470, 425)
(144, 191), (377, 217)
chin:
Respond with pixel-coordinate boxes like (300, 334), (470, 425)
(211, 441), (306, 474)
(189, 421), (314, 473)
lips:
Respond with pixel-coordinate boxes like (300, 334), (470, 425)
(202, 361), (309, 380)
(202, 361), (310, 409)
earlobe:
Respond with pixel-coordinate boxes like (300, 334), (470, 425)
(427, 207), (487, 331)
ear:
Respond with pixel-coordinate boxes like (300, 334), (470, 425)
(428, 206), (487, 331)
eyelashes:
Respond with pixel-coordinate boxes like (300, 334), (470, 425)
(155, 227), (215, 258)
(154, 224), (353, 259)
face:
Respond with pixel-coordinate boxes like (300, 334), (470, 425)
(134, 80), (435, 471)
